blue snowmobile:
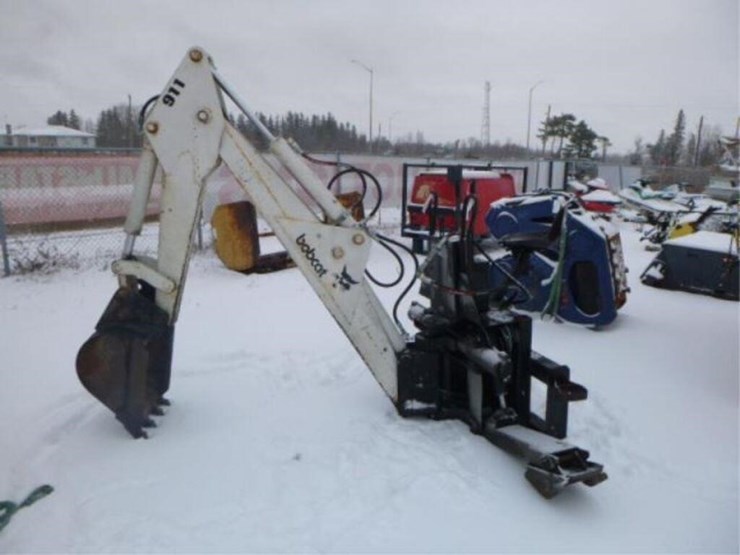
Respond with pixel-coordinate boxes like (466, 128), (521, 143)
(486, 193), (629, 327)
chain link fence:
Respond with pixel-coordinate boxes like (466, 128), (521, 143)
(0, 151), (161, 274)
(0, 150), (408, 275)
(2, 149), (665, 276)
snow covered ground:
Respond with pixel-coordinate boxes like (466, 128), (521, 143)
(0, 220), (737, 553)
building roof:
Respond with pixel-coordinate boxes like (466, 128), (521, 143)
(11, 125), (95, 138)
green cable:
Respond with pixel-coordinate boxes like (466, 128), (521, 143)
(0, 485), (54, 533)
(542, 208), (569, 320)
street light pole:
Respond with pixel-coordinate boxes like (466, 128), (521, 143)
(526, 80), (544, 155)
(388, 111), (400, 143)
(351, 59), (374, 150)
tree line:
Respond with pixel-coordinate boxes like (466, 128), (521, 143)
(233, 111), (368, 153)
(46, 106), (143, 148)
(628, 109), (725, 168)
(47, 106), (368, 152)
(45, 104), (727, 167)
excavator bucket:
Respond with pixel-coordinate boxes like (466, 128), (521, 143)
(76, 285), (174, 438)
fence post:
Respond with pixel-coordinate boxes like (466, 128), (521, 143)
(0, 199), (10, 276)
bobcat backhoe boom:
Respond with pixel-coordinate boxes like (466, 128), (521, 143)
(77, 47), (607, 498)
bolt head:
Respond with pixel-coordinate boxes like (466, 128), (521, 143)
(352, 233), (366, 245)
(145, 122), (159, 134)
(331, 246), (345, 259)
(189, 49), (203, 62)
(197, 110), (210, 123)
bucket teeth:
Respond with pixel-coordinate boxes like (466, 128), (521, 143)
(142, 417), (157, 428)
(76, 286), (174, 439)
(116, 414), (149, 439)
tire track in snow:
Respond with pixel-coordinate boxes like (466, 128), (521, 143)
(179, 347), (365, 391)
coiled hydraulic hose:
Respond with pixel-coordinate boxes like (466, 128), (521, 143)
(301, 152), (420, 334)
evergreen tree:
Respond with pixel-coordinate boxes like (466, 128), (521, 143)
(537, 113), (576, 158)
(568, 120), (598, 159)
(95, 104), (143, 148)
(536, 118), (552, 154)
(532, 112), (607, 160)
(684, 133), (697, 166)
(230, 110), (369, 153)
(664, 109), (686, 165)
(648, 130), (667, 164)
(47, 110), (69, 127)
(551, 114), (576, 157)
(69, 109), (81, 130)
(628, 137), (645, 165)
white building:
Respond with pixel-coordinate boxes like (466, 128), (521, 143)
(4, 125), (96, 149)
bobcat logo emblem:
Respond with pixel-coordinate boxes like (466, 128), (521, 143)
(333, 265), (360, 291)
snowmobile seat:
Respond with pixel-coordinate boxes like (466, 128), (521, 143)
(498, 231), (553, 252)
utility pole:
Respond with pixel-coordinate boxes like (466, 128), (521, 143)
(526, 80), (544, 155)
(481, 81), (491, 146)
(694, 115), (704, 167)
(541, 104), (551, 156)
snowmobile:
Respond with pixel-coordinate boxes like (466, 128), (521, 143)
(641, 228), (739, 301)
(638, 204), (729, 249)
(620, 178), (734, 248)
(485, 193), (629, 327)
(717, 136), (740, 176)
(75, 47), (607, 498)
(618, 178), (685, 217)
(567, 177), (622, 214)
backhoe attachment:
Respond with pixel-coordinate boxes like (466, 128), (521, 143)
(76, 47), (606, 498)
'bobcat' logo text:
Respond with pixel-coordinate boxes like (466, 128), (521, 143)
(296, 233), (328, 278)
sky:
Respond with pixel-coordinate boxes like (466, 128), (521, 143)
(0, 0), (737, 154)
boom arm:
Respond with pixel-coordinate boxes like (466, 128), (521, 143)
(121, 47), (404, 400)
